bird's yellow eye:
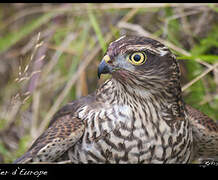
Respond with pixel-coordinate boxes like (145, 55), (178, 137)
(127, 52), (147, 65)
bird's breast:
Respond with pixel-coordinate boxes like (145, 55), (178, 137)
(70, 104), (192, 163)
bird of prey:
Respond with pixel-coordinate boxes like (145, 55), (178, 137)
(14, 35), (218, 164)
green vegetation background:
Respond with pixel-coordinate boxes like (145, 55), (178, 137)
(0, 3), (217, 163)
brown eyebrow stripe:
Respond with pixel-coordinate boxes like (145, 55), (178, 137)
(106, 36), (170, 59)
(120, 45), (170, 56)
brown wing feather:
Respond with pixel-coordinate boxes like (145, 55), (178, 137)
(186, 105), (218, 160)
(48, 93), (95, 126)
(14, 115), (84, 163)
(186, 105), (218, 132)
(14, 93), (96, 163)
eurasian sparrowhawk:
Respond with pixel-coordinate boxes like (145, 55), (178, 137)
(14, 35), (218, 164)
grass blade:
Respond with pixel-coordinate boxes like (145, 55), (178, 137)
(88, 5), (106, 52)
(0, 12), (55, 53)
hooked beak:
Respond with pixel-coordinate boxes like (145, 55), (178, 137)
(97, 55), (113, 79)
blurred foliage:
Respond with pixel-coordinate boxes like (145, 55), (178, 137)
(0, 3), (218, 163)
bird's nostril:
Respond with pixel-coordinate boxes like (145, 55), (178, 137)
(107, 59), (113, 64)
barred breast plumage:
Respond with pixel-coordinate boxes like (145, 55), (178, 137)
(67, 79), (192, 163)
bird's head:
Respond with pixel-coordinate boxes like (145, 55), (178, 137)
(98, 35), (181, 93)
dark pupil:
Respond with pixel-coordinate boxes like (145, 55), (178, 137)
(133, 54), (141, 61)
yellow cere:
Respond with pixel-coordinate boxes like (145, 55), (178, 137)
(103, 55), (111, 63)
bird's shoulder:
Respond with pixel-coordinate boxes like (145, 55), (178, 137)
(186, 104), (218, 160)
(49, 92), (96, 126)
(14, 92), (97, 163)
(186, 104), (218, 133)
(32, 92), (98, 155)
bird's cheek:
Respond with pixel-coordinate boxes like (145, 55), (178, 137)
(112, 69), (130, 82)
(113, 60), (135, 73)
